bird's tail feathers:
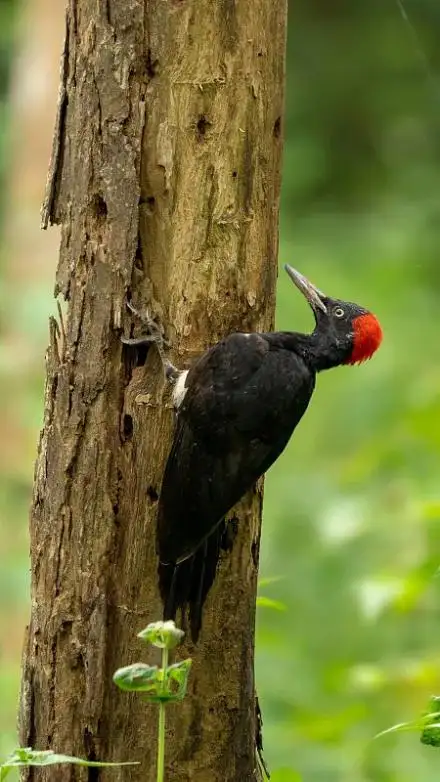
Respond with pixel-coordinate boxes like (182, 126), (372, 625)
(158, 523), (225, 643)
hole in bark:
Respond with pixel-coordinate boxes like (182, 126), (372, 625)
(123, 414), (133, 440)
(135, 344), (148, 366)
(104, 0), (111, 25)
(120, 292), (150, 368)
(251, 538), (259, 568)
(273, 116), (281, 138)
(232, 170), (237, 178)
(134, 233), (144, 271)
(139, 195), (155, 214)
(84, 727), (97, 766)
(121, 336), (148, 367)
(147, 485), (159, 503)
(146, 49), (159, 79)
(91, 194), (108, 220)
(257, 50), (263, 57)
(113, 469), (123, 517)
(196, 115), (211, 140)
(221, 516), (239, 551)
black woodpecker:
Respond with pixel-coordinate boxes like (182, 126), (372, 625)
(125, 265), (383, 641)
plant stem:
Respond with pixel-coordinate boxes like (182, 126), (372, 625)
(156, 647), (168, 782)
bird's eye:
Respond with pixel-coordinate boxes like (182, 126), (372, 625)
(333, 307), (344, 318)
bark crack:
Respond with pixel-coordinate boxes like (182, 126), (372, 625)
(41, 6), (71, 228)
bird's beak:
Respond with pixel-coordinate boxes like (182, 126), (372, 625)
(284, 264), (327, 314)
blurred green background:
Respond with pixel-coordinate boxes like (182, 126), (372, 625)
(1, 1), (440, 780)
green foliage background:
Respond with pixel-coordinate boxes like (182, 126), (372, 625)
(1, 1), (440, 780)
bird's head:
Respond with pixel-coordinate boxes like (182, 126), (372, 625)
(285, 264), (383, 369)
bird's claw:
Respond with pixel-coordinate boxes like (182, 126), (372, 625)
(123, 299), (178, 382)
(125, 301), (169, 345)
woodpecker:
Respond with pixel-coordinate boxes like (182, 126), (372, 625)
(124, 266), (383, 641)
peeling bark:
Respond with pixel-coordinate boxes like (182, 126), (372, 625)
(19, 1), (287, 780)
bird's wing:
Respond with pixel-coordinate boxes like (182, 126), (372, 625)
(157, 333), (314, 565)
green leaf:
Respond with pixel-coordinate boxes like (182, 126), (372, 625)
(113, 663), (160, 692)
(0, 747), (138, 775)
(142, 660), (193, 704)
(113, 659), (192, 702)
(421, 697), (440, 747)
(258, 576), (284, 588)
(374, 721), (421, 740)
(374, 709), (440, 742)
(137, 620), (184, 649)
(256, 596), (287, 612)
(164, 660), (192, 702)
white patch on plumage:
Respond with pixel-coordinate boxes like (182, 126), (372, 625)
(172, 370), (189, 408)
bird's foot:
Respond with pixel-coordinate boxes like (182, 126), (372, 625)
(122, 301), (179, 382)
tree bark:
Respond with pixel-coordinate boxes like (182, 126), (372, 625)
(19, 1), (287, 780)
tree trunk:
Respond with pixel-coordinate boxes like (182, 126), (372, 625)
(19, 1), (287, 780)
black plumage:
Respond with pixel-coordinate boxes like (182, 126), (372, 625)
(156, 265), (383, 640)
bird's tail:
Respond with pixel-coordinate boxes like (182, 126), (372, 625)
(158, 523), (225, 643)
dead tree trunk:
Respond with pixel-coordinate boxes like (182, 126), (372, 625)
(19, 1), (287, 780)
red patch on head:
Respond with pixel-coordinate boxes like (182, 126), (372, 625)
(346, 313), (383, 365)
